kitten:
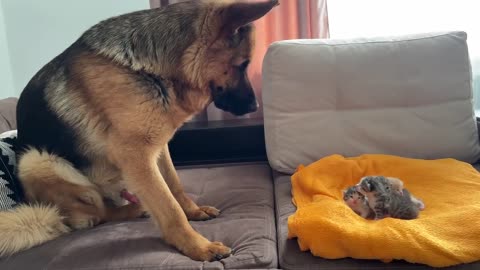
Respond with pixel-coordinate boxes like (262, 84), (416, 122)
(357, 175), (404, 196)
(384, 177), (404, 195)
(356, 176), (425, 220)
(342, 186), (375, 219)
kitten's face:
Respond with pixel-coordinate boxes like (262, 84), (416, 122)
(357, 176), (400, 195)
(356, 177), (377, 193)
(386, 177), (404, 195)
(343, 187), (364, 208)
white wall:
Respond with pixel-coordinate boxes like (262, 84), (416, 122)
(1, 0), (150, 96)
(0, 2), (15, 99)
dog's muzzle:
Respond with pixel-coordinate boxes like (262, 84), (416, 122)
(210, 84), (258, 116)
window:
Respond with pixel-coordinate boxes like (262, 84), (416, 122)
(328, 0), (480, 114)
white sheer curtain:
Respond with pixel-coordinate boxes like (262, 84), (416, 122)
(328, 0), (480, 113)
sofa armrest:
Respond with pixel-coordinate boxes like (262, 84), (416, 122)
(0, 97), (18, 133)
(477, 117), (480, 143)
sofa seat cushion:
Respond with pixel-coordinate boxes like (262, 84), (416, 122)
(0, 164), (277, 270)
(273, 171), (480, 270)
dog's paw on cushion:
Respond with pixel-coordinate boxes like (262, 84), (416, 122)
(0, 130), (23, 211)
(186, 206), (220, 221)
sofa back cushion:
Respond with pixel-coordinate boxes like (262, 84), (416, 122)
(262, 31), (480, 174)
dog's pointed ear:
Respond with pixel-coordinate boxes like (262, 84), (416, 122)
(221, 0), (279, 35)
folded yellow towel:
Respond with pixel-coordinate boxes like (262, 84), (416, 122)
(288, 154), (480, 267)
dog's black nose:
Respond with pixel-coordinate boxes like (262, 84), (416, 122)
(247, 100), (259, 113)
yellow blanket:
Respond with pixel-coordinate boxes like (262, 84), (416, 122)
(288, 154), (480, 267)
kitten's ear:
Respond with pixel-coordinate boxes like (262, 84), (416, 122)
(220, 0), (279, 35)
(417, 201), (425, 210)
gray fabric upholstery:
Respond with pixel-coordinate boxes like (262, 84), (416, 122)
(273, 171), (480, 270)
(0, 164), (277, 270)
(0, 97), (17, 133)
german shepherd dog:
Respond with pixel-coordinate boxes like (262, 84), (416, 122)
(0, 0), (278, 261)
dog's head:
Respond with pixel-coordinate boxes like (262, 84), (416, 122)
(182, 0), (279, 116)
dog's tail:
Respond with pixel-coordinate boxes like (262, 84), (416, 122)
(0, 204), (70, 257)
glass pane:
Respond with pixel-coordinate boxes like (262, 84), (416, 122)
(328, 0), (480, 114)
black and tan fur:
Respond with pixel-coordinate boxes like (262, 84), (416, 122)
(1, 0), (279, 260)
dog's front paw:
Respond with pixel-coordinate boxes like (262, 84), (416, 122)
(132, 205), (150, 219)
(140, 211), (150, 218)
(186, 206), (220, 221)
(66, 216), (100, 230)
(187, 241), (232, 261)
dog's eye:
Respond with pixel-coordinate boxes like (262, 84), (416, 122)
(229, 25), (252, 47)
(216, 86), (224, 92)
(237, 26), (249, 35)
(239, 60), (250, 71)
(229, 33), (242, 48)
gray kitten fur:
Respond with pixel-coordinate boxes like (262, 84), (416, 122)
(358, 176), (424, 220)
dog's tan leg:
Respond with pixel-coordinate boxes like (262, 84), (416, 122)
(158, 145), (219, 221)
(109, 140), (231, 261)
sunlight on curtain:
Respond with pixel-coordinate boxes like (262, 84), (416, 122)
(328, 0), (480, 114)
